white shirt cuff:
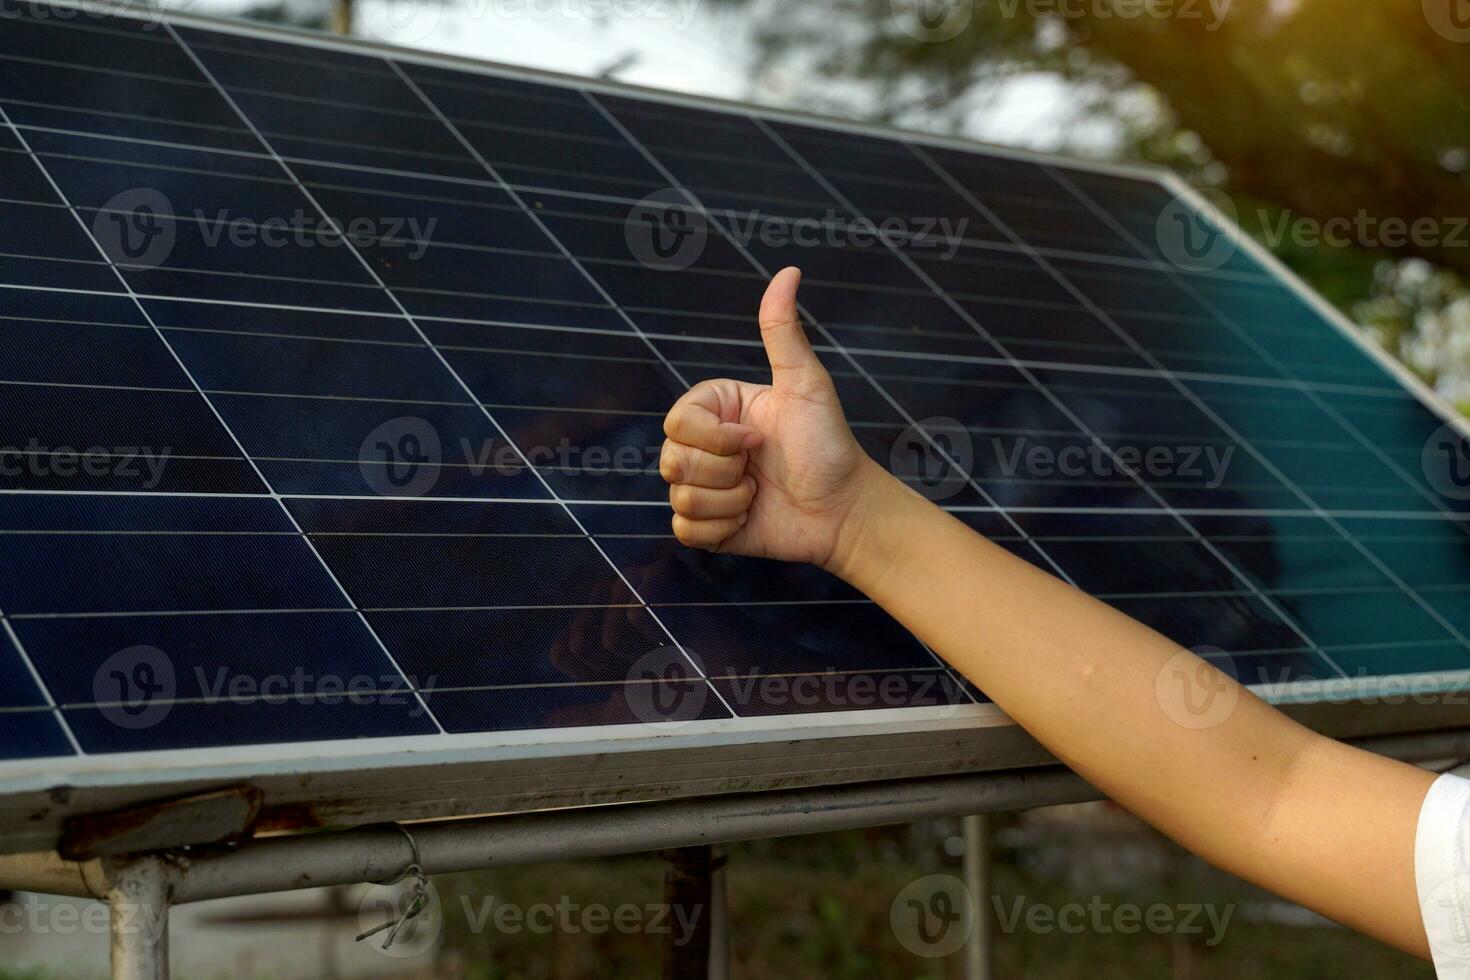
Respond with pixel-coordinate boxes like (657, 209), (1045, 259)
(1418, 772), (1470, 979)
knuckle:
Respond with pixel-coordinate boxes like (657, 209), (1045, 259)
(658, 442), (680, 483)
(670, 484), (698, 513)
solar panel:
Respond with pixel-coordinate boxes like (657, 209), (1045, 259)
(2, 0), (1468, 848)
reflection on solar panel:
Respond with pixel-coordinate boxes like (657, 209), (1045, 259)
(1, 1), (1468, 797)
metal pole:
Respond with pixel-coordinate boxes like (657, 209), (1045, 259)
(708, 847), (729, 980)
(962, 814), (994, 980)
(108, 857), (170, 980)
(661, 846), (718, 980)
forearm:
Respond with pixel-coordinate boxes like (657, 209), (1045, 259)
(830, 461), (1435, 955)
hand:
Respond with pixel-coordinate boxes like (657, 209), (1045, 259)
(659, 267), (893, 571)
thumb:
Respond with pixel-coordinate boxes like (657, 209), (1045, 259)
(758, 267), (822, 383)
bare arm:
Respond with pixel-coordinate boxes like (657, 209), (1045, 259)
(661, 267), (1437, 958)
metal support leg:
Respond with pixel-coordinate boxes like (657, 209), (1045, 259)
(708, 848), (729, 980)
(661, 845), (726, 980)
(963, 814), (994, 980)
(108, 857), (171, 980)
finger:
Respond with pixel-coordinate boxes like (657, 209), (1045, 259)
(670, 479), (757, 520)
(758, 267), (822, 379)
(672, 514), (745, 551)
(664, 385), (760, 456)
(660, 440), (747, 489)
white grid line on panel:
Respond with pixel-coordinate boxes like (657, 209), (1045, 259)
(2, 88), (1287, 287)
(945, 154), (1470, 657)
(1050, 167), (1463, 520)
(745, 118), (1346, 677)
(387, 58), (746, 718)
(163, 28), (738, 721)
(0, 99), (449, 734)
(0, 614), (85, 755)
(579, 93), (1072, 703)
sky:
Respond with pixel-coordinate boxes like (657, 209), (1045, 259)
(177, 0), (1080, 150)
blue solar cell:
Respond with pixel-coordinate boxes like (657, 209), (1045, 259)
(0, 148), (60, 204)
(63, 695), (435, 753)
(0, 385), (265, 493)
(294, 505), (636, 609)
(0, 710), (74, 760)
(0, 321), (190, 388)
(143, 299), (414, 343)
(658, 602), (941, 682)
(0, 532), (349, 615)
(0, 63), (256, 150)
(166, 330), (468, 402)
(0, 201), (102, 262)
(209, 394), (545, 498)
(444, 344), (687, 416)
(422, 678), (730, 732)
(0, 631), (50, 710)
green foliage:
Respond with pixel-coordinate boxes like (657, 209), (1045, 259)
(0, 969), (67, 980)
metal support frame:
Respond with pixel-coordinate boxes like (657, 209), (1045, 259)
(2, 729), (1469, 979)
(0, 768), (1091, 903)
(107, 857), (171, 980)
(661, 846), (727, 980)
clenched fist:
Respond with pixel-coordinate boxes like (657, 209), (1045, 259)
(659, 267), (892, 571)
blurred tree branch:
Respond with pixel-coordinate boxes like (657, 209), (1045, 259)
(714, 0), (1470, 279)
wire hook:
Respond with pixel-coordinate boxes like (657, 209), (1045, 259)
(355, 824), (433, 949)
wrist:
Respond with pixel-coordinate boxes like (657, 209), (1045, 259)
(822, 457), (916, 588)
